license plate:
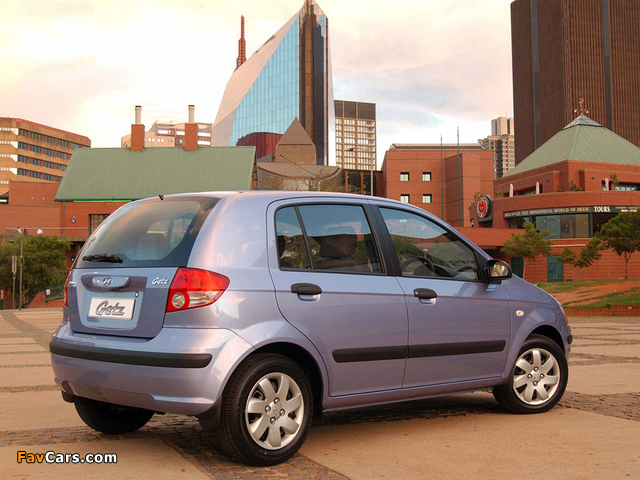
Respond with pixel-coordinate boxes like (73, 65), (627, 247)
(88, 298), (136, 320)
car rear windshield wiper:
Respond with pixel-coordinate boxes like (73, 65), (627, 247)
(82, 254), (124, 263)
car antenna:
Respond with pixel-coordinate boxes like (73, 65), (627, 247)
(159, 194), (164, 201)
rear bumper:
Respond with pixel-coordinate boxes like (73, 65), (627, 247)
(50, 323), (253, 416)
(50, 341), (212, 368)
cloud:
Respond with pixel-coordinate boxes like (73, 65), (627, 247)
(1, 0), (515, 158)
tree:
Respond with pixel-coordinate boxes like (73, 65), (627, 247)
(561, 237), (606, 269)
(594, 211), (640, 279)
(501, 222), (552, 278)
(0, 235), (70, 306)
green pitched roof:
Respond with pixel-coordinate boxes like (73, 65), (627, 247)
(55, 146), (256, 201)
(506, 115), (640, 176)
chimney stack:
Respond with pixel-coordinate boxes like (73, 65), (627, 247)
(236, 15), (247, 70)
(184, 105), (198, 151)
(131, 105), (145, 152)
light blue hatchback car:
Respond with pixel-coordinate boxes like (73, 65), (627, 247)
(50, 191), (571, 465)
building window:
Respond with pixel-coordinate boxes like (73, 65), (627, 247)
(615, 183), (639, 191)
(400, 172), (409, 182)
(400, 194), (410, 204)
(422, 172), (432, 181)
(423, 194), (432, 204)
(89, 214), (110, 233)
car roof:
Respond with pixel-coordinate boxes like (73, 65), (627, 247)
(154, 190), (405, 204)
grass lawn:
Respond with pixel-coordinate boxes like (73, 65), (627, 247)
(535, 279), (640, 308)
(564, 288), (640, 308)
(534, 280), (627, 294)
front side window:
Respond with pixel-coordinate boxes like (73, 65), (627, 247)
(380, 208), (479, 280)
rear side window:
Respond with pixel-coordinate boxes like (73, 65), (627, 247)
(275, 207), (311, 270)
(276, 204), (382, 274)
(76, 197), (218, 269)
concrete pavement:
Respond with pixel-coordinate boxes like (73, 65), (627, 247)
(1, 309), (638, 479)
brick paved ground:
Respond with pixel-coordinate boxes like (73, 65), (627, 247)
(0, 309), (638, 479)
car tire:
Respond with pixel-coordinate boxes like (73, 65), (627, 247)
(217, 353), (313, 466)
(493, 334), (568, 414)
(75, 397), (154, 434)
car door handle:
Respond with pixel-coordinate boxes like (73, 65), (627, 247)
(291, 283), (323, 295)
(414, 288), (438, 300)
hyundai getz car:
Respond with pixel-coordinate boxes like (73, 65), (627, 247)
(51, 191), (571, 466)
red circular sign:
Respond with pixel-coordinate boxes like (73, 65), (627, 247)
(477, 196), (490, 218)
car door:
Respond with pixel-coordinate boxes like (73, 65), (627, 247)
(267, 199), (408, 397)
(375, 205), (511, 388)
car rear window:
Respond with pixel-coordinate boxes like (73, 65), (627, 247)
(75, 196), (218, 269)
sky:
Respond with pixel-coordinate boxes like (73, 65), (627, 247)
(1, 0), (514, 167)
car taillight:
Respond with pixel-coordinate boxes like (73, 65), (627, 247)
(63, 270), (72, 308)
(166, 268), (230, 313)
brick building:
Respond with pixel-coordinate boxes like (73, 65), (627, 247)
(511, 0), (640, 164)
(466, 115), (640, 282)
(382, 143), (493, 227)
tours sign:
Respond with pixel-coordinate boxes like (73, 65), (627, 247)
(504, 205), (638, 219)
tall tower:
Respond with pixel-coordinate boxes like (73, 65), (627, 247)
(236, 16), (246, 71)
(511, 0), (640, 164)
(212, 0), (332, 165)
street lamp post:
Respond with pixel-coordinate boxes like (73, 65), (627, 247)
(11, 255), (17, 310)
(18, 237), (23, 311)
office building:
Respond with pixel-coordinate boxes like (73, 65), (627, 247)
(211, 0), (332, 165)
(480, 117), (515, 178)
(0, 117), (90, 192)
(121, 106), (213, 149)
(334, 100), (376, 171)
(511, 0), (640, 163)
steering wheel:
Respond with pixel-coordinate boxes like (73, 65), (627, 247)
(401, 256), (435, 275)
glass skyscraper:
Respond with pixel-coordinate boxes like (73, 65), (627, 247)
(211, 0), (332, 165)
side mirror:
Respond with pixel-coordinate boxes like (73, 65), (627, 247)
(486, 259), (512, 283)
